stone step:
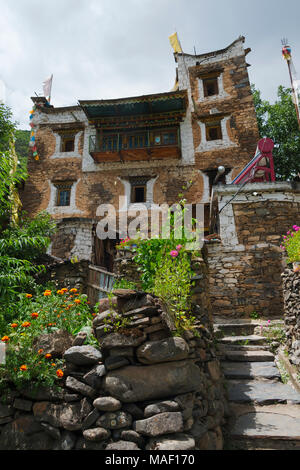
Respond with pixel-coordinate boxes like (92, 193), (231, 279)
(222, 362), (281, 380)
(214, 323), (259, 337)
(229, 408), (300, 450)
(221, 350), (274, 362)
(227, 381), (300, 405)
(218, 344), (271, 351)
(218, 335), (266, 346)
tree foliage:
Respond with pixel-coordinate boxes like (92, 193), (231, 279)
(0, 104), (16, 154)
(252, 85), (300, 181)
(0, 104), (55, 316)
(15, 130), (30, 169)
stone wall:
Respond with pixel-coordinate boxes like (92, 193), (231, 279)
(207, 242), (284, 318)
(282, 269), (300, 367)
(0, 289), (228, 451)
(50, 218), (94, 261)
(36, 256), (89, 294)
(207, 182), (300, 318)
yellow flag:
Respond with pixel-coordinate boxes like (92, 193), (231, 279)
(169, 32), (182, 53)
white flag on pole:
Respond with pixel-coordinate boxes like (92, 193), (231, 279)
(43, 74), (53, 101)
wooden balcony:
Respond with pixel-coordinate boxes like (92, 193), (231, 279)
(89, 131), (181, 163)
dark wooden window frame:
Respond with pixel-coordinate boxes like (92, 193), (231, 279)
(54, 182), (73, 207)
(131, 184), (147, 203)
(203, 77), (219, 97)
(60, 134), (76, 153)
(205, 121), (223, 141)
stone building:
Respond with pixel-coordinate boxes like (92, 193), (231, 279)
(21, 36), (259, 268)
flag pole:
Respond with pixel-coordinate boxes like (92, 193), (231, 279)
(282, 39), (300, 130)
(287, 59), (300, 129)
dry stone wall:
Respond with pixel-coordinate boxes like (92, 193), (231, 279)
(282, 269), (300, 367)
(0, 289), (227, 451)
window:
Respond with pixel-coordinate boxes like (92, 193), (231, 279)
(206, 122), (222, 141)
(203, 77), (219, 97)
(131, 185), (146, 203)
(153, 130), (177, 146)
(61, 136), (75, 152)
(55, 183), (73, 206)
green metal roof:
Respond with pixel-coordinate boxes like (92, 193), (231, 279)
(79, 90), (187, 120)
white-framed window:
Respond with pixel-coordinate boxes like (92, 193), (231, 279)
(51, 130), (83, 159)
(197, 72), (228, 102)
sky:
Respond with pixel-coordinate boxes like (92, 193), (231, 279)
(1, 0), (300, 128)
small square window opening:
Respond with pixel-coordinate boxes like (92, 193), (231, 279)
(206, 123), (222, 141)
(203, 78), (219, 97)
(132, 185), (146, 203)
(61, 136), (75, 152)
(56, 185), (72, 206)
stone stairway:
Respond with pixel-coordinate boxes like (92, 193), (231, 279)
(215, 319), (300, 450)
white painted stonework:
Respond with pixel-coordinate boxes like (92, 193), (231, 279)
(50, 130), (83, 159)
(46, 179), (84, 216)
(196, 116), (237, 152)
(198, 170), (210, 204)
(118, 177), (159, 211)
(197, 73), (229, 102)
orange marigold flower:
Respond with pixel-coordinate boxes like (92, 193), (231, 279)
(70, 288), (77, 293)
(31, 312), (39, 319)
(1, 336), (9, 343)
(57, 314), (60, 318)
(51, 363), (56, 367)
(43, 290), (52, 296)
(38, 349), (43, 354)
(57, 290), (63, 295)
(20, 365), (27, 371)
(61, 288), (68, 293)
(92, 313), (96, 317)
(22, 322), (31, 328)
(25, 294), (32, 298)
(56, 369), (64, 378)
(45, 353), (52, 359)
(74, 299), (81, 304)
(48, 323), (52, 326)
(11, 323), (18, 328)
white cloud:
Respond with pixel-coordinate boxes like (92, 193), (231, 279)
(0, 0), (299, 128)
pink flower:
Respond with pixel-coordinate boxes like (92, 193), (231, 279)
(176, 245), (183, 251)
(170, 250), (179, 258)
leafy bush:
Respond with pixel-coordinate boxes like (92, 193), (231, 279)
(0, 287), (94, 391)
(153, 247), (195, 332)
(281, 225), (300, 263)
(0, 212), (56, 308)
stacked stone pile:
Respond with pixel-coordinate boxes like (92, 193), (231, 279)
(0, 289), (227, 450)
(282, 269), (300, 366)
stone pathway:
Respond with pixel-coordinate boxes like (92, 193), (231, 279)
(215, 318), (300, 450)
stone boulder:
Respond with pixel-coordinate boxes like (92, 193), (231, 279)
(33, 400), (90, 431)
(0, 415), (53, 450)
(137, 337), (189, 364)
(33, 329), (73, 357)
(134, 412), (183, 437)
(146, 433), (195, 450)
(93, 396), (122, 412)
(105, 440), (140, 450)
(99, 332), (147, 349)
(103, 360), (202, 403)
(63, 345), (102, 365)
(98, 296), (118, 313)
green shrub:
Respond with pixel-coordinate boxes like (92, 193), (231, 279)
(281, 225), (300, 263)
(0, 287), (94, 391)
